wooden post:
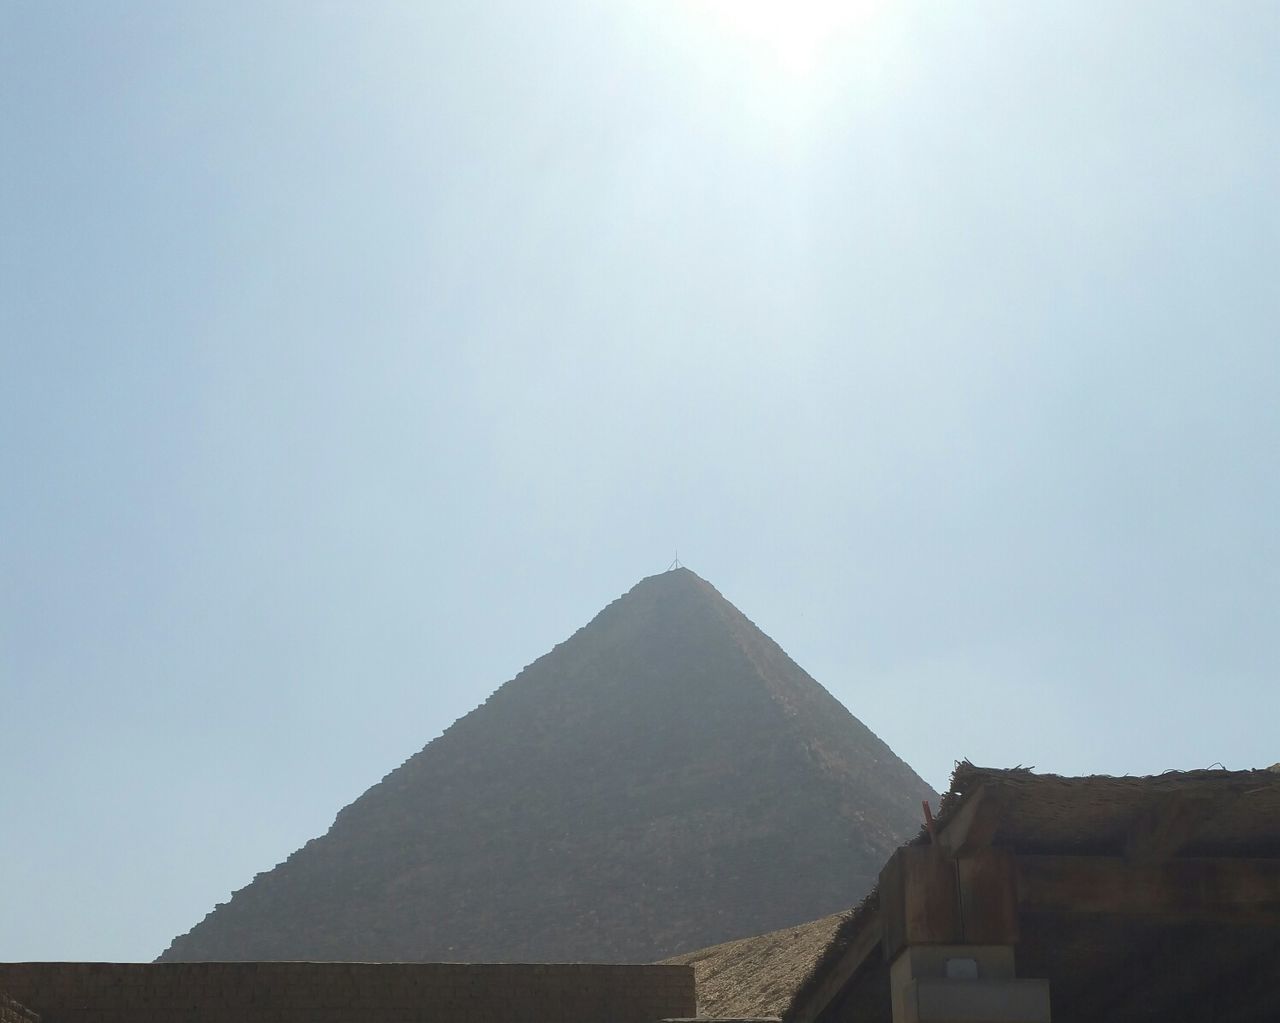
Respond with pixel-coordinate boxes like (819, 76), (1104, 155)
(882, 845), (1044, 1022)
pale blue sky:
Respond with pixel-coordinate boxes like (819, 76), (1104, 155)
(2, 1), (1276, 961)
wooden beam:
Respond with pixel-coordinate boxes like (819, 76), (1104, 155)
(880, 846), (1020, 962)
(1123, 790), (1241, 862)
(958, 848), (1019, 944)
(938, 784), (1007, 858)
(879, 847), (962, 963)
(790, 918), (882, 1023)
(1016, 855), (1280, 925)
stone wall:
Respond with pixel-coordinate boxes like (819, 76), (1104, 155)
(0, 962), (693, 1023)
(0, 992), (39, 1023)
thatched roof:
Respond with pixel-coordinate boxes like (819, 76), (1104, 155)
(937, 761), (1280, 858)
(668, 761), (1280, 1023)
(1, 992), (39, 1023)
(662, 911), (848, 1018)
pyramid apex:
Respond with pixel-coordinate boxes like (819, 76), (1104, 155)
(632, 564), (713, 593)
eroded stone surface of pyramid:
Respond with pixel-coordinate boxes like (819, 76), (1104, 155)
(160, 569), (934, 963)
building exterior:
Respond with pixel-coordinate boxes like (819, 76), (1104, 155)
(673, 763), (1280, 1023)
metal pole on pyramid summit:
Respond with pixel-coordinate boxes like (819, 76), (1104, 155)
(667, 552), (682, 571)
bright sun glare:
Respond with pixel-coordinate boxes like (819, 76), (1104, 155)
(693, 0), (879, 76)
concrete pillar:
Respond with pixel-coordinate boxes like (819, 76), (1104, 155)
(888, 945), (1050, 1023)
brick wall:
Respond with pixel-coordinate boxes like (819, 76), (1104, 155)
(0, 962), (694, 1023)
(0, 992), (39, 1023)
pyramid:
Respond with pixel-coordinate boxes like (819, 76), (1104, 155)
(160, 569), (935, 963)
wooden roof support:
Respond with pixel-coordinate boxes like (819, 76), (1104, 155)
(877, 845), (1280, 961)
(958, 849), (1019, 945)
(937, 783), (1007, 858)
(789, 919), (882, 1023)
(880, 847), (962, 962)
(1016, 854), (1280, 925)
(879, 846), (1019, 964)
(1122, 789), (1242, 863)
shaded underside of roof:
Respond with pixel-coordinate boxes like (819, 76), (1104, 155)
(811, 914), (1280, 1023)
(1015, 914), (1280, 1022)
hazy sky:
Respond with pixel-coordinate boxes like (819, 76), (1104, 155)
(2, 1), (1276, 962)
